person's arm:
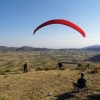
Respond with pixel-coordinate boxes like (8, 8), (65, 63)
(85, 79), (87, 85)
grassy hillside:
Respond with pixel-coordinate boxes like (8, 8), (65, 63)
(0, 50), (100, 100)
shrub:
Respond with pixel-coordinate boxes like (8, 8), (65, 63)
(36, 67), (43, 71)
(52, 67), (57, 70)
(91, 69), (98, 74)
(94, 66), (100, 70)
(77, 63), (82, 67)
(4, 75), (8, 78)
(0, 71), (5, 75)
(5, 69), (11, 72)
(44, 67), (50, 71)
(75, 67), (86, 71)
(85, 63), (90, 68)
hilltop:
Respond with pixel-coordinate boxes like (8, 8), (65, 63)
(0, 69), (100, 100)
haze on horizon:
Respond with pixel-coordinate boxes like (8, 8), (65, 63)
(0, 0), (100, 49)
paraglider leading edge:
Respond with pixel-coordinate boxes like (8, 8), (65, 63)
(33, 19), (86, 37)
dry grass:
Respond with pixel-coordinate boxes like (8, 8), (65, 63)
(0, 69), (100, 100)
(0, 51), (100, 100)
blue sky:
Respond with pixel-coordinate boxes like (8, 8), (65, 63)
(0, 0), (100, 48)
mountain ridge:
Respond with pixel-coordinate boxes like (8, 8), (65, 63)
(82, 45), (100, 51)
(82, 45), (100, 49)
(0, 45), (100, 52)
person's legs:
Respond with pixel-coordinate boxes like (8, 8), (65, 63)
(73, 82), (78, 91)
(23, 67), (25, 73)
(26, 68), (27, 73)
(24, 67), (27, 73)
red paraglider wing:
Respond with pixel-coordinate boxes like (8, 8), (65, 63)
(33, 19), (86, 37)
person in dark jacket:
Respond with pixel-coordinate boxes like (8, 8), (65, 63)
(23, 63), (27, 73)
(73, 72), (87, 90)
(58, 62), (62, 70)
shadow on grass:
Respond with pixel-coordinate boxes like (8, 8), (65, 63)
(88, 94), (100, 100)
(55, 91), (74, 100)
(55, 92), (100, 100)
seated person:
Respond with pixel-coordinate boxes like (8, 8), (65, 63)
(73, 72), (87, 91)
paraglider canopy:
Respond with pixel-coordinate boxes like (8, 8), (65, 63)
(33, 19), (86, 37)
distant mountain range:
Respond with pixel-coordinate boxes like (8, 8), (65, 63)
(82, 45), (100, 51)
(0, 45), (100, 52)
(0, 46), (50, 52)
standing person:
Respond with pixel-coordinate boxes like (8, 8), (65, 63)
(23, 63), (27, 73)
(58, 62), (62, 70)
